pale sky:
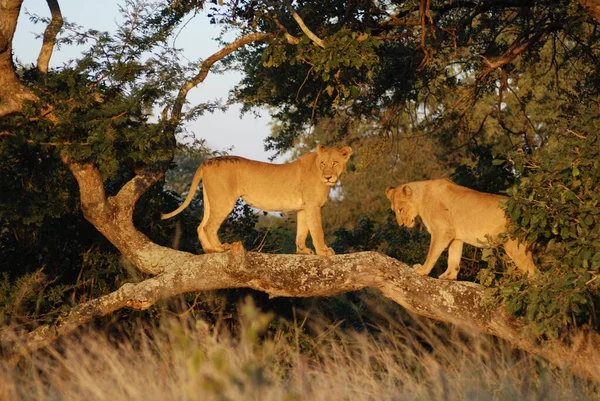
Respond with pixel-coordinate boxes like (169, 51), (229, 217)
(12, 0), (272, 161)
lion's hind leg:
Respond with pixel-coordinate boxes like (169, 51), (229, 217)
(197, 190), (219, 253)
(439, 240), (463, 280)
(197, 188), (236, 253)
(503, 239), (537, 278)
(202, 193), (237, 253)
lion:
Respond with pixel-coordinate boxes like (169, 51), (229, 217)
(161, 145), (353, 256)
(385, 179), (537, 280)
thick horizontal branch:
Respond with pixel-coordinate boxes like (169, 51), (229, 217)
(4, 245), (600, 381)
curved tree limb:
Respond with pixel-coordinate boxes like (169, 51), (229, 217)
(168, 31), (276, 127)
(37, 0), (63, 74)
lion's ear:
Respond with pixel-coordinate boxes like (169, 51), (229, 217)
(385, 186), (396, 200)
(316, 144), (326, 154)
(402, 185), (413, 197)
(340, 146), (352, 160)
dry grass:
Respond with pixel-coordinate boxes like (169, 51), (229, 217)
(1, 299), (598, 401)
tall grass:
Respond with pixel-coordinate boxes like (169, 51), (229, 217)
(1, 298), (598, 401)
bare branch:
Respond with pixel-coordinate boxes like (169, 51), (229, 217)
(168, 31), (275, 128)
(4, 246), (600, 381)
(283, 0), (325, 48)
(37, 0), (63, 74)
(478, 22), (565, 79)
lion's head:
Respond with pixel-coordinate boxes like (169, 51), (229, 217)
(316, 144), (353, 186)
(386, 184), (418, 228)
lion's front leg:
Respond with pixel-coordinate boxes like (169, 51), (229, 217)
(304, 207), (335, 256)
(295, 210), (315, 255)
(414, 233), (453, 277)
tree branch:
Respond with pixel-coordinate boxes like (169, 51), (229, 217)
(168, 31), (275, 128)
(4, 245), (600, 381)
(478, 21), (565, 79)
(283, 0), (325, 48)
(37, 0), (63, 74)
(272, 14), (301, 45)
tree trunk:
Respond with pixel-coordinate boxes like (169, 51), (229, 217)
(0, 0), (38, 117)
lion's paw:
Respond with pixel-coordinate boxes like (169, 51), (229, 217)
(412, 264), (429, 276)
(438, 270), (458, 280)
(296, 247), (315, 255)
(319, 247), (335, 257)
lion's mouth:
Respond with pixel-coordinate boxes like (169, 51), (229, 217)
(325, 180), (337, 186)
(397, 217), (415, 228)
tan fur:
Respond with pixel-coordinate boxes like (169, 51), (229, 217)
(385, 179), (537, 280)
(162, 145), (353, 256)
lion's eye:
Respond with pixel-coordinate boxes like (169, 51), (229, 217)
(320, 162), (325, 167)
(332, 161), (339, 166)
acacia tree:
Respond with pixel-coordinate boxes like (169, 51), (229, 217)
(1, 0), (600, 381)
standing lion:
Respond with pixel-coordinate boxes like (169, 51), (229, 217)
(386, 179), (537, 279)
(162, 145), (352, 256)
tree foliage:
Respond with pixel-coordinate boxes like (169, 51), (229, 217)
(487, 131), (600, 337)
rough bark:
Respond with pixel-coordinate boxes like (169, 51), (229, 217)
(0, 0), (38, 117)
(37, 0), (63, 74)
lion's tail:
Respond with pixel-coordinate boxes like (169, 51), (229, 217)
(161, 165), (204, 220)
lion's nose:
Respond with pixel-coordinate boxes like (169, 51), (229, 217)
(324, 175), (333, 181)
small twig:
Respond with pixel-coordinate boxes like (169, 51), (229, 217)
(296, 66), (314, 102)
(586, 274), (598, 287)
(566, 128), (587, 139)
